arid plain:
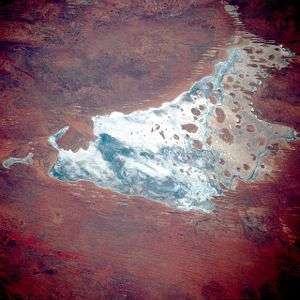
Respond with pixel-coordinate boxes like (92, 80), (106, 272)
(0, 0), (299, 299)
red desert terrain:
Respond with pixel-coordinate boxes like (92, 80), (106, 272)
(0, 0), (299, 299)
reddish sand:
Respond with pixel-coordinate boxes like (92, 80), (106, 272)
(0, 0), (299, 299)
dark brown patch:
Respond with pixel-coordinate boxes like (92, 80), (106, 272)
(267, 143), (280, 154)
(181, 123), (198, 133)
(191, 107), (201, 116)
(206, 136), (212, 146)
(243, 47), (254, 54)
(243, 164), (250, 170)
(248, 63), (258, 68)
(192, 140), (202, 149)
(207, 82), (214, 90)
(246, 125), (256, 132)
(215, 107), (226, 123)
(219, 182), (226, 189)
(219, 128), (234, 144)
(209, 95), (217, 104)
(242, 89), (255, 96)
(224, 170), (231, 177)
